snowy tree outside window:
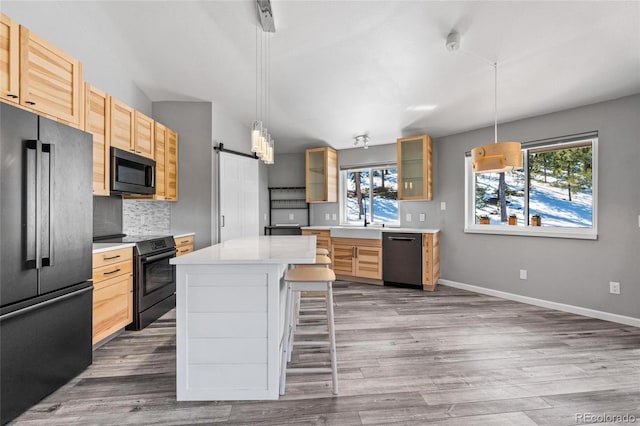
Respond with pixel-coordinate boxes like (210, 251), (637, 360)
(344, 166), (398, 224)
(465, 136), (597, 239)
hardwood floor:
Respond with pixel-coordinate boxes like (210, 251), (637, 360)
(12, 283), (640, 425)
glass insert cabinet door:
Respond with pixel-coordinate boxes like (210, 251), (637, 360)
(306, 147), (338, 202)
(397, 134), (433, 200)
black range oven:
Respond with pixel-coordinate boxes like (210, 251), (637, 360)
(94, 234), (176, 330)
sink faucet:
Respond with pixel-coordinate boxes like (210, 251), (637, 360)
(362, 198), (368, 227)
(363, 217), (369, 227)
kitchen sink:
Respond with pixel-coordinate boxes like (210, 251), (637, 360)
(329, 226), (382, 239)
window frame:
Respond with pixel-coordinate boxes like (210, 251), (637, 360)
(340, 163), (400, 226)
(464, 136), (598, 240)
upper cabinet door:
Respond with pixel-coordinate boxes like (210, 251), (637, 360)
(134, 111), (154, 159)
(165, 128), (178, 201)
(109, 96), (134, 152)
(306, 147), (338, 202)
(397, 135), (433, 200)
(0, 14), (19, 104)
(84, 83), (110, 196)
(154, 121), (167, 199)
(19, 25), (83, 128)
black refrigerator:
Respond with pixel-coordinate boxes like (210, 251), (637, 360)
(0, 103), (93, 424)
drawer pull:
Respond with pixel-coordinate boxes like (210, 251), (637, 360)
(103, 254), (121, 260)
(7, 93), (18, 99)
(25, 100), (36, 105)
(103, 268), (121, 275)
(180, 240), (190, 244)
(180, 248), (189, 253)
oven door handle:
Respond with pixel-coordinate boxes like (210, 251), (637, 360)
(140, 249), (177, 263)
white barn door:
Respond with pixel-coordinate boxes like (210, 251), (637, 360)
(219, 152), (259, 242)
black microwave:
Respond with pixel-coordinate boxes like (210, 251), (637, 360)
(110, 147), (156, 195)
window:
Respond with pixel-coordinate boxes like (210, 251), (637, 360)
(343, 165), (399, 225)
(465, 134), (597, 239)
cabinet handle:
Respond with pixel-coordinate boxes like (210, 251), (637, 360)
(180, 240), (189, 244)
(180, 248), (189, 253)
(103, 268), (121, 276)
(25, 100), (36, 105)
(103, 254), (121, 261)
(6, 94), (18, 99)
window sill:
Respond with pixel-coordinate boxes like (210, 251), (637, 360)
(464, 225), (597, 240)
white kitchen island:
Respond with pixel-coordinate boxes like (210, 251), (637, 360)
(170, 235), (316, 401)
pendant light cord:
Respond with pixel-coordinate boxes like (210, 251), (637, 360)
(494, 62), (498, 144)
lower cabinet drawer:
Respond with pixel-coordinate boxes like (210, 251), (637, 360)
(175, 235), (194, 248)
(176, 245), (193, 256)
(93, 259), (132, 283)
(93, 274), (133, 344)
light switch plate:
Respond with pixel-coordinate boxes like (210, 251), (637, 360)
(325, 213), (330, 220)
(406, 213), (412, 222)
(419, 213), (425, 222)
(609, 281), (621, 295)
(519, 269), (527, 280)
(263, 213), (267, 221)
(332, 213), (337, 221)
(441, 202), (446, 211)
(288, 213), (294, 220)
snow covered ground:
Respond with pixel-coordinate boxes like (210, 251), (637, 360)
(476, 173), (592, 227)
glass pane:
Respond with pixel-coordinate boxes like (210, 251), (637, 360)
(474, 169), (526, 225)
(528, 145), (593, 227)
(372, 168), (398, 223)
(308, 150), (325, 200)
(345, 170), (370, 223)
(401, 139), (423, 197)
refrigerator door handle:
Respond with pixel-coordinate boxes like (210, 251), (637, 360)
(41, 143), (54, 267)
(25, 140), (42, 271)
(0, 285), (93, 322)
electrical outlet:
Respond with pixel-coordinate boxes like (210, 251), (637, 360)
(263, 213), (267, 221)
(609, 281), (621, 295)
(519, 269), (527, 280)
(325, 213), (330, 220)
(332, 213), (337, 221)
(288, 213), (294, 220)
(419, 213), (425, 222)
(405, 213), (412, 222)
(441, 202), (446, 211)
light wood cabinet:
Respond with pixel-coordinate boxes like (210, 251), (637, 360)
(397, 134), (433, 200)
(154, 122), (167, 199)
(175, 235), (194, 257)
(109, 96), (135, 152)
(0, 13), (19, 104)
(19, 25), (83, 128)
(92, 247), (133, 345)
(305, 147), (338, 202)
(84, 83), (110, 196)
(134, 111), (154, 159)
(331, 237), (383, 282)
(422, 232), (440, 291)
(301, 229), (331, 256)
(165, 128), (178, 201)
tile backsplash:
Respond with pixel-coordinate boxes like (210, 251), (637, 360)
(123, 200), (171, 235)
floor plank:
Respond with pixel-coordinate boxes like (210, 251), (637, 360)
(11, 283), (640, 425)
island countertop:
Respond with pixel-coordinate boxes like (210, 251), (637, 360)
(170, 235), (317, 265)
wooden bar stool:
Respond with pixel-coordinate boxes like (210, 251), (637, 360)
(316, 248), (329, 256)
(280, 267), (338, 395)
(294, 254), (331, 268)
(290, 254), (331, 337)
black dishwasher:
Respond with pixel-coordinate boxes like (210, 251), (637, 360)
(382, 232), (422, 287)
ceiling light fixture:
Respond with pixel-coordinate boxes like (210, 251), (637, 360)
(470, 62), (522, 173)
(353, 133), (370, 149)
(251, 0), (275, 164)
(445, 29), (522, 173)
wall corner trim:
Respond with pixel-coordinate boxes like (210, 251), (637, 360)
(438, 279), (640, 328)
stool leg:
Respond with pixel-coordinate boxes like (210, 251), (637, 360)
(279, 283), (293, 395)
(288, 289), (298, 362)
(326, 282), (338, 395)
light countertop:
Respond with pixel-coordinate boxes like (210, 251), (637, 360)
(302, 225), (439, 236)
(92, 242), (135, 254)
(171, 235), (317, 265)
(173, 232), (195, 238)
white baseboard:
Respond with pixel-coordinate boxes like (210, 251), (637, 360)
(438, 279), (640, 328)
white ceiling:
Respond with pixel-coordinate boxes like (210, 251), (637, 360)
(5, 1), (640, 152)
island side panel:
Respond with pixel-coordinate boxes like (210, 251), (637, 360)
(176, 263), (286, 400)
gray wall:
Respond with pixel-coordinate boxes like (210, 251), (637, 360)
(433, 94), (639, 319)
(153, 102), (212, 249)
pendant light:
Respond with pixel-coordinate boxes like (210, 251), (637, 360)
(471, 62), (522, 173)
(250, 2), (276, 165)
